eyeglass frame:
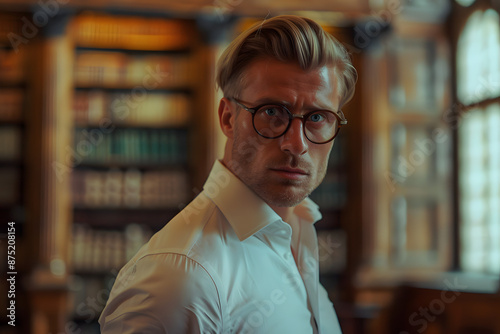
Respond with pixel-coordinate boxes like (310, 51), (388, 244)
(229, 98), (347, 144)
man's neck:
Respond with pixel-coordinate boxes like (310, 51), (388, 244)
(270, 205), (293, 222)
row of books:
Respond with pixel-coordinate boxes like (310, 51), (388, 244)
(310, 174), (347, 210)
(74, 51), (193, 88)
(73, 14), (195, 50)
(73, 128), (188, 165)
(72, 169), (190, 208)
(0, 167), (20, 205)
(74, 90), (191, 127)
(0, 48), (25, 84)
(0, 89), (24, 122)
(0, 126), (22, 161)
(70, 223), (167, 322)
(72, 223), (152, 272)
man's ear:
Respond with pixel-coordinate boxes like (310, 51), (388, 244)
(218, 97), (235, 139)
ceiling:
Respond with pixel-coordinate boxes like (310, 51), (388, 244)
(0, 0), (372, 21)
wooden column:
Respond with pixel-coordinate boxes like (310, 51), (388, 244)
(25, 14), (73, 334)
(192, 14), (237, 186)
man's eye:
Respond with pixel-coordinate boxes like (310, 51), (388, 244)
(310, 113), (325, 122)
(264, 108), (279, 116)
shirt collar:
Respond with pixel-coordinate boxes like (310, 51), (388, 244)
(204, 161), (322, 241)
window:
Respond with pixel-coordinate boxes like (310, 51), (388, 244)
(457, 9), (500, 105)
(457, 8), (500, 274)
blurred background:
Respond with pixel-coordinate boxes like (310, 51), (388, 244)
(0, 0), (499, 333)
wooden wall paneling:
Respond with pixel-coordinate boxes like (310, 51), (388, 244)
(25, 14), (74, 334)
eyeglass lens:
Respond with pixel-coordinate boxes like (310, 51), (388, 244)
(252, 105), (339, 143)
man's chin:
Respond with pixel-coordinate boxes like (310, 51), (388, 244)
(260, 187), (310, 208)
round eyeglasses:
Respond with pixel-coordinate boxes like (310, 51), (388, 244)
(230, 98), (347, 144)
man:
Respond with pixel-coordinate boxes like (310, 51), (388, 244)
(99, 14), (357, 333)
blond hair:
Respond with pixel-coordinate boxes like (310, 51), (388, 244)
(216, 15), (357, 108)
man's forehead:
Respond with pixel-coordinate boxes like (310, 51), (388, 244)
(239, 59), (341, 108)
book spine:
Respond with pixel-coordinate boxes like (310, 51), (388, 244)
(73, 169), (189, 208)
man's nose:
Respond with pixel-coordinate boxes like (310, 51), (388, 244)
(280, 118), (308, 156)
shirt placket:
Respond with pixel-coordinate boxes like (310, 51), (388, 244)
(296, 222), (321, 333)
(262, 221), (320, 333)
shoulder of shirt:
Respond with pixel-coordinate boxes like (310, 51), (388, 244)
(128, 192), (221, 266)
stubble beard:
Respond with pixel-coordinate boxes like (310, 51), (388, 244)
(230, 140), (327, 208)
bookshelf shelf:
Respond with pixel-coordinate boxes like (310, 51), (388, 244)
(74, 85), (192, 92)
(0, 119), (24, 125)
(0, 159), (24, 166)
(74, 46), (193, 54)
(74, 123), (190, 130)
(72, 81), (194, 91)
(75, 161), (190, 169)
(73, 207), (177, 230)
(0, 82), (26, 88)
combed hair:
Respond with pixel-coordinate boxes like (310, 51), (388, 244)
(216, 15), (358, 108)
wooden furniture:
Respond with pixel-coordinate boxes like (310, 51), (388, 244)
(372, 282), (500, 334)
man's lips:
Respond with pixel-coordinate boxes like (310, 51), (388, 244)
(271, 167), (308, 174)
(269, 167), (309, 180)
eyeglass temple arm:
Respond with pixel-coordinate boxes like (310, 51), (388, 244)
(338, 110), (348, 125)
(230, 98), (256, 113)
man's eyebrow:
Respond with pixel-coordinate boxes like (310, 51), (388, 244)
(250, 97), (340, 114)
(251, 97), (288, 106)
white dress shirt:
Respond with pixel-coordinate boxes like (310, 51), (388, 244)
(99, 160), (342, 333)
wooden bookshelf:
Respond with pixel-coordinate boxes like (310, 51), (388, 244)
(66, 12), (205, 330)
